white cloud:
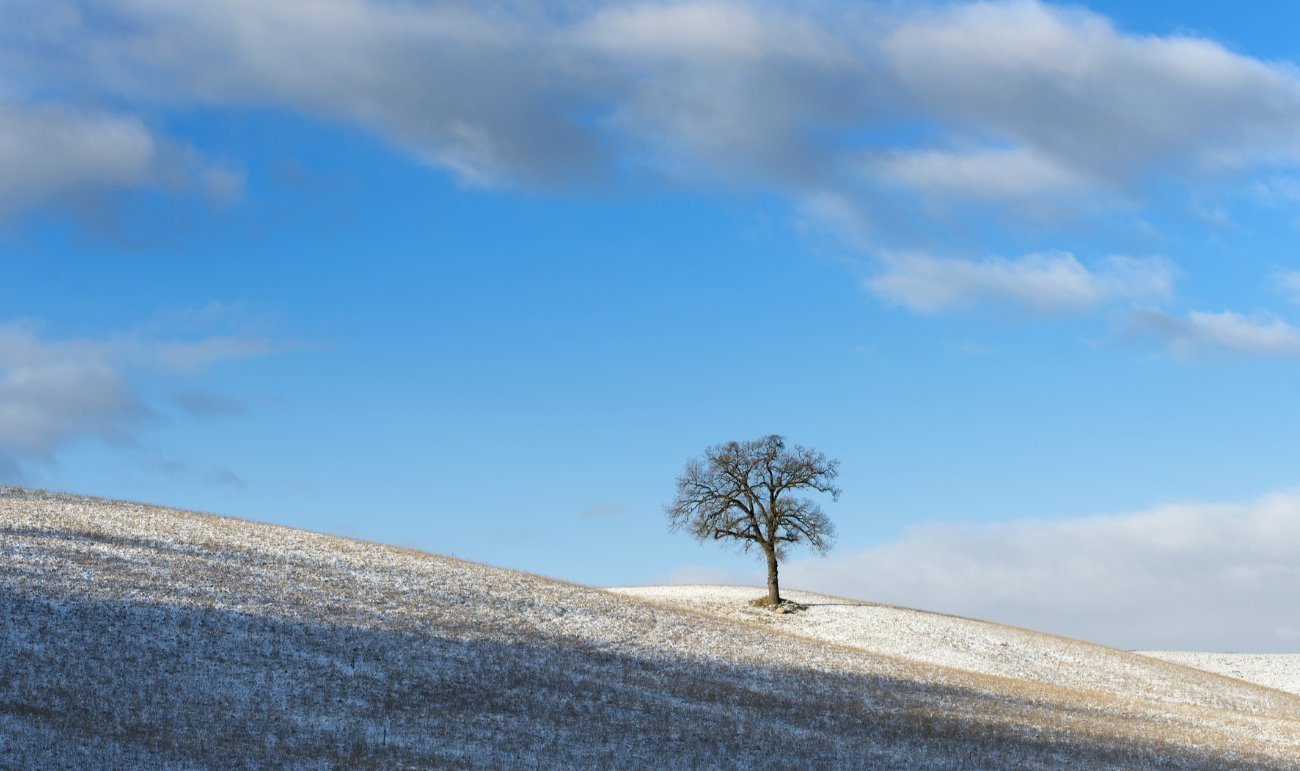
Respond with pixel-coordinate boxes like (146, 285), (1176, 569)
(867, 252), (1175, 314)
(0, 317), (279, 477)
(0, 101), (238, 217)
(872, 146), (1090, 201)
(0, 104), (153, 209)
(0, 332), (144, 459)
(1129, 308), (1300, 358)
(6, 0), (1300, 319)
(571, 3), (872, 187)
(9, 0), (1297, 206)
(780, 490), (1300, 651)
(42, 0), (604, 191)
(882, 1), (1300, 187)
(573, 2), (846, 64)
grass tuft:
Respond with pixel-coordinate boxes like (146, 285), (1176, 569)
(748, 597), (808, 614)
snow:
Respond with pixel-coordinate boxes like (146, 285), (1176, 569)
(1139, 652), (1300, 696)
(609, 585), (1300, 704)
(3, 486), (1299, 768)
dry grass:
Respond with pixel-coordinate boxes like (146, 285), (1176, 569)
(746, 595), (808, 613)
(611, 585), (1300, 708)
(3, 487), (1299, 768)
(1139, 652), (1300, 696)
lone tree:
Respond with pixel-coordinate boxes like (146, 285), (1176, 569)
(666, 435), (840, 606)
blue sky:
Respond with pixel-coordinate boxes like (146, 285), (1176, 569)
(4, 0), (1300, 650)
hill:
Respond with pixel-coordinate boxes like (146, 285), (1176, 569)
(610, 585), (1300, 698)
(1139, 651), (1300, 696)
(2, 487), (1298, 768)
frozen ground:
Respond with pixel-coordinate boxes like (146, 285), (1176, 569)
(3, 487), (1299, 768)
(611, 586), (1300, 700)
(1139, 652), (1300, 696)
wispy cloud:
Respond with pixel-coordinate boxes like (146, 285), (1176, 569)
(141, 337), (281, 376)
(578, 503), (627, 520)
(867, 252), (1175, 314)
(870, 146), (1090, 202)
(205, 468), (246, 489)
(170, 389), (248, 420)
(0, 315), (282, 477)
(1128, 308), (1300, 358)
(1250, 176), (1300, 207)
(1273, 270), (1300, 304)
(781, 490), (1300, 650)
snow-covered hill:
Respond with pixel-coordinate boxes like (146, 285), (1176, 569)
(1138, 651), (1300, 696)
(611, 585), (1300, 699)
(3, 487), (1299, 768)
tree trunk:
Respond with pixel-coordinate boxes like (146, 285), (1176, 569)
(765, 547), (781, 605)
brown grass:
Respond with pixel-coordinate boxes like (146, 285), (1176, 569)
(4, 486), (1299, 768)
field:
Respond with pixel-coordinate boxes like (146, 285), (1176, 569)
(1138, 651), (1300, 696)
(2, 487), (1298, 768)
(612, 586), (1300, 697)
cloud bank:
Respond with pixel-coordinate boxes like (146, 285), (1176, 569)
(769, 491), (1300, 651)
(8, 1), (1300, 210)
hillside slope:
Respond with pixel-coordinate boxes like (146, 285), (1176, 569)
(1139, 652), (1300, 696)
(3, 487), (1299, 768)
(610, 585), (1300, 700)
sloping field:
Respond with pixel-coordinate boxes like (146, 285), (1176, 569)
(1139, 652), (1300, 697)
(610, 585), (1300, 702)
(3, 488), (1299, 768)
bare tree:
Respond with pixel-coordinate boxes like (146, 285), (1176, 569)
(666, 435), (839, 606)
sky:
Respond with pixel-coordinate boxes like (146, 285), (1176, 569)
(3, 0), (1300, 651)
